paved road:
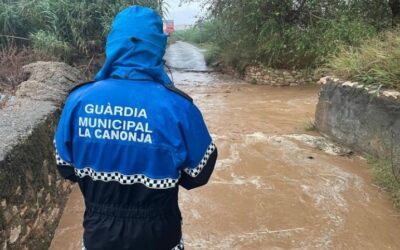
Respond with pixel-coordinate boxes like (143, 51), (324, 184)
(50, 42), (400, 250)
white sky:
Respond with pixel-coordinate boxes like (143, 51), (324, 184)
(165, 0), (204, 25)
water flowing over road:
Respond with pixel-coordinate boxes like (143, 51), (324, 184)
(51, 41), (400, 250)
(164, 41), (208, 71)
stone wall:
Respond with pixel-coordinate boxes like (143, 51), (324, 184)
(315, 76), (400, 159)
(0, 62), (82, 249)
(243, 65), (317, 86)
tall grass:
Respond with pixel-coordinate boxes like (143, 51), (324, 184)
(327, 30), (400, 90)
(368, 157), (400, 209)
(0, 0), (167, 60)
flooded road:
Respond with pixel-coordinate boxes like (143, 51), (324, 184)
(164, 41), (208, 71)
(50, 42), (400, 250)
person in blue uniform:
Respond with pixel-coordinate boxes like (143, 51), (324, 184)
(54, 6), (217, 250)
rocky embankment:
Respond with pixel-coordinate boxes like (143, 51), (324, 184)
(0, 62), (82, 249)
(243, 65), (318, 86)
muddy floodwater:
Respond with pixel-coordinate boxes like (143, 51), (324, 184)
(50, 42), (400, 250)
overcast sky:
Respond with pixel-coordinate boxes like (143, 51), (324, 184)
(165, 0), (204, 25)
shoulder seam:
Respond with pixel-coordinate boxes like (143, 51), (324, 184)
(162, 84), (193, 102)
(68, 80), (96, 94)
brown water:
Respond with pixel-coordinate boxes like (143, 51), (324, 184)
(50, 43), (400, 250)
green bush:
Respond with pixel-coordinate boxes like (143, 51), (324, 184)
(203, 44), (220, 66)
(172, 21), (221, 45)
(257, 17), (377, 69)
(183, 0), (397, 71)
(174, 16), (378, 72)
(369, 157), (400, 209)
(326, 30), (400, 90)
(30, 30), (71, 60)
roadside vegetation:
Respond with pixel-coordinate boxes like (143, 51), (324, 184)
(326, 30), (400, 90)
(369, 157), (400, 209)
(177, 0), (400, 90)
(0, 0), (167, 90)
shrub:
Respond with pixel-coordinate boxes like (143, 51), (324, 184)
(369, 157), (400, 209)
(182, 0), (395, 71)
(203, 44), (220, 66)
(256, 17), (377, 69)
(30, 30), (71, 60)
(326, 30), (400, 90)
(174, 17), (377, 72)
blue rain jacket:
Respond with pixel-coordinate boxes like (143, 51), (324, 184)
(54, 6), (217, 250)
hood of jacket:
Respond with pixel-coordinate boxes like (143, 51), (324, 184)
(95, 6), (172, 85)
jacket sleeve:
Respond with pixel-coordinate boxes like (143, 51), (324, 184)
(54, 97), (78, 183)
(178, 103), (217, 190)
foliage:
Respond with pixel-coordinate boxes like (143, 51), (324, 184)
(256, 17), (377, 69)
(172, 21), (219, 44)
(304, 120), (317, 132)
(326, 30), (400, 90)
(181, 0), (397, 71)
(368, 156), (400, 209)
(0, 0), (167, 59)
(30, 30), (71, 60)
(202, 44), (220, 66)
(171, 21), (222, 65)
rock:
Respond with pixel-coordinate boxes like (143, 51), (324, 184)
(12, 206), (18, 215)
(9, 225), (21, 244)
(3, 210), (12, 224)
(20, 206), (28, 217)
(48, 174), (53, 187)
(16, 62), (82, 103)
(317, 76), (330, 85)
(20, 226), (31, 243)
(342, 81), (358, 87)
(45, 193), (51, 204)
(244, 65), (314, 86)
(15, 186), (21, 196)
(382, 90), (400, 99)
(1, 199), (6, 208)
(37, 188), (45, 199)
(32, 213), (46, 236)
(48, 207), (60, 224)
(62, 181), (72, 192)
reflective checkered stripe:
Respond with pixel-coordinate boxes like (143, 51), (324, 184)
(75, 167), (179, 189)
(183, 142), (216, 177)
(171, 238), (184, 250)
(54, 141), (72, 167)
(54, 140), (179, 189)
